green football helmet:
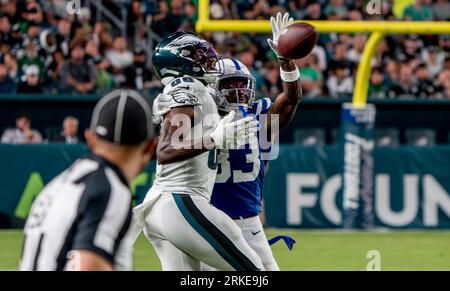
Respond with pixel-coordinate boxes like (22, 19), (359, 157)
(152, 31), (222, 85)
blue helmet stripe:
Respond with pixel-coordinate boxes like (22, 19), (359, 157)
(231, 58), (241, 71)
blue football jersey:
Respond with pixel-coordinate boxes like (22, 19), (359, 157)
(211, 98), (273, 218)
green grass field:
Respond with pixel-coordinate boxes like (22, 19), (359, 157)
(1, 229), (450, 270)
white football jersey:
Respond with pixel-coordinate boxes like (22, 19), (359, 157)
(152, 77), (220, 199)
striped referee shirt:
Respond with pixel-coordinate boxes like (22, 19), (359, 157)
(20, 155), (133, 271)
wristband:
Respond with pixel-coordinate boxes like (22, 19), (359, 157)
(280, 66), (300, 82)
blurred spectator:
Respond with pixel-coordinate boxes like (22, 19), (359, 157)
(3, 53), (18, 80)
(0, 62), (16, 93)
(55, 17), (72, 58)
(390, 63), (419, 98)
(40, 28), (64, 86)
(179, 1), (197, 31)
(347, 35), (369, 64)
(18, 41), (45, 80)
(60, 45), (96, 93)
(20, 0), (44, 24)
(41, 0), (68, 20)
(327, 40), (355, 82)
(24, 22), (41, 46)
(0, 15), (11, 45)
(94, 56), (115, 93)
(436, 69), (450, 98)
(445, 57), (450, 70)
(432, 0), (450, 21)
(210, 0), (239, 19)
(439, 35), (450, 53)
(303, 2), (326, 21)
(433, 69), (450, 98)
(262, 60), (282, 98)
(311, 45), (328, 72)
(288, 0), (309, 19)
(324, 0), (348, 20)
(385, 59), (400, 85)
(296, 55), (323, 98)
(368, 68), (389, 98)
(0, 1), (19, 24)
(238, 50), (264, 93)
(415, 63), (435, 98)
(1, 113), (42, 144)
(422, 47), (445, 78)
(399, 35), (422, 62)
(124, 46), (159, 91)
(106, 36), (133, 71)
(8, 23), (24, 48)
(326, 62), (353, 98)
(93, 21), (114, 52)
(374, 39), (391, 66)
(85, 39), (101, 64)
(332, 43), (353, 69)
(403, 0), (433, 21)
(52, 116), (79, 144)
(238, 0), (266, 20)
(76, 7), (93, 39)
(17, 65), (43, 93)
(128, 0), (154, 46)
(128, 0), (147, 32)
(152, 0), (170, 36)
(348, 9), (363, 21)
(152, 0), (186, 36)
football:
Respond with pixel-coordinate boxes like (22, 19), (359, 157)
(278, 22), (318, 60)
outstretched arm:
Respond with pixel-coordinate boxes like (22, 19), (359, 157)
(265, 12), (302, 135)
(267, 60), (302, 132)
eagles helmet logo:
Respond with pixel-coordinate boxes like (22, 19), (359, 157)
(171, 86), (199, 104)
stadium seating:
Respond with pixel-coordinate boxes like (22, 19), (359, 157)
(293, 128), (326, 146)
(375, 128), (400, 147)
(405, 128), (436, 146)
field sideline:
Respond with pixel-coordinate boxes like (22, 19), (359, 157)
(1, 229), (450, 270)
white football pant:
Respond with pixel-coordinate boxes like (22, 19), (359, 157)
(134, 191), (264, 271)
(202, 215), (279, 271)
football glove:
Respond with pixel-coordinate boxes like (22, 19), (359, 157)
(210, 110), (259, 149)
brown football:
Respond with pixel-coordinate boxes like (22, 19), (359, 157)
(277, 22), (318, 60)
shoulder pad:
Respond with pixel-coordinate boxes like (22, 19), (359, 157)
(152, 94), (168, 125)
(161, 77), (207, 108)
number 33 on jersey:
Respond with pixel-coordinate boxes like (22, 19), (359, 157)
(211, 98), (273, 219)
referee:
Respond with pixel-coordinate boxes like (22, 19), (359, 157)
(20, 89), (156, 271)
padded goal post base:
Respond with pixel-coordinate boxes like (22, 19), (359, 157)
(341, 103), (376, 229)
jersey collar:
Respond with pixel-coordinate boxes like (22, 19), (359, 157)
(88, 154), (129, 188)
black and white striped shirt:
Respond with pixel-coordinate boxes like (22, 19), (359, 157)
(20, 155), (133, 271)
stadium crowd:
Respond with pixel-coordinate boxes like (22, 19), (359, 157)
(0, 0), (449, 102)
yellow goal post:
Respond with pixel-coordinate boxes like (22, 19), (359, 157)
(195, 0), (450, 108)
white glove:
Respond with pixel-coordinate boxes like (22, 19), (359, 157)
(267, 12), (294, 59)
(210, 111), (259, 149)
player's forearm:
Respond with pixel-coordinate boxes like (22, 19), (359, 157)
(267, 60), (302, 132)
(157, 136), (214, 164)
(280, 60), (302, 106)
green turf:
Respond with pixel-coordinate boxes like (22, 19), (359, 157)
(2, 229), (450, 270)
